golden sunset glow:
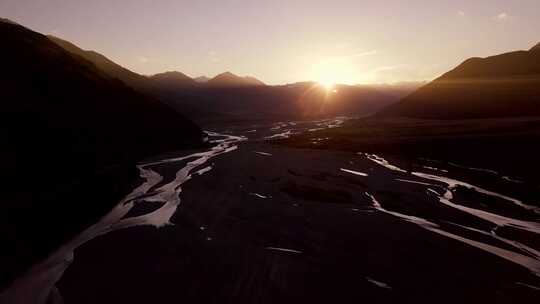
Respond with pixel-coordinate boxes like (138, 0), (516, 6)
(311, 58), (362, 87)
(318, 79), (335, 91)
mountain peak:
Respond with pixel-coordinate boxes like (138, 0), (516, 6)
(206, 72), (265, 88)
(530, 42), (540, 52)
(379, 45), (540, 119)
(150, 71), (196, 88)
(194, 76), (210, 83)
(152, 71), (191, 79)
(219, 71), (236, 77)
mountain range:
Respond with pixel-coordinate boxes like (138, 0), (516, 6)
(380, 43), (540, 119)
(47, 35), (417, 125)
(49, 36), (266, 90)
(48, 33), (540, 122)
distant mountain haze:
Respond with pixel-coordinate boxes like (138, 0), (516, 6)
(205, 71), (266, 88)
(150, 71), (198, 89)
(194, 76), (210, 83)
(380, 43), (540, 119)
(164, 82), (404, 124)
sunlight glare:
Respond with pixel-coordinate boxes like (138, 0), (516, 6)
(318, 79), (335, 91)
(312, 59), (356, 90)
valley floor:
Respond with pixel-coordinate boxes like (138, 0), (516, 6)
(3, 117), (540, 304)
(279, 116), (540, 184)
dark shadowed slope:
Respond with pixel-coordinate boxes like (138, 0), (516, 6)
(205, 71), (266, 88)
(380, 44), (540, 119)
(0, 20), (203, 287)
(48, 35), (152, 89)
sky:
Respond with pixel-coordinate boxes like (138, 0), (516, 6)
(2, 0), (539, 85)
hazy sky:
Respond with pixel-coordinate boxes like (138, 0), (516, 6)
(2, 0), (539, 84)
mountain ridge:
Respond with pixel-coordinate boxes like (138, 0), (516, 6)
(48, 35), (151, 89)
(379, 43), (540, 119)
(150, 71), (198, 88)
(206, 71), (266, 88)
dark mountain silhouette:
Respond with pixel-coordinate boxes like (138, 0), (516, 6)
(150, 71), (198, 89)
(194, 76), (210, 83)
(49, 36), (211, 116)
(49, 36), (404, 125)
(0, 19), (203, 286)
(48, 35), (151, 89)
(205, 72), (266, 88)
(531, 42), (540, 52)
(380, 44), (540, 119)
(49, 36), (201, 95)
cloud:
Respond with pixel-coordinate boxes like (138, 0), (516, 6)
(137, 56), (149, 64)
(352, 50), (378, 58)
(495, 12), (508, 21)
(457, 11), (465, 17)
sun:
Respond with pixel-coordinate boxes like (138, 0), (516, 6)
(311, 59), (353, 92)
(318, 79), (335, 91)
